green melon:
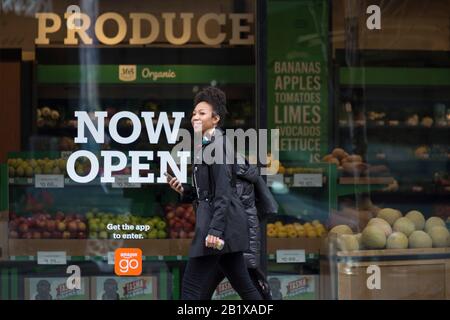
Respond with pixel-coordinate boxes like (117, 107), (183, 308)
(386, 232), (408, 249)
(337, 234), (359, 251)
(424, 217), (446, 234)
(377, 208), (402, 226)
(409, 231), (432, 248)
(362, 225), (386, 249)
(393, 217), (416, 237)
(368, 218), (393, 236)
(428, 226), (450, 248)
(329, 225), (353, 235)
(405, 210), (425, 230)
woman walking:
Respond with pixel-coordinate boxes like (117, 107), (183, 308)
(167, 86), (263, 300)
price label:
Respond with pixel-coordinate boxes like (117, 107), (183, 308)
(35, 174), (64, 188)
(61, 151), (72, 160)
(112, 175), (141, 188)
(107, 252), (115, 265)
(37, 251), (67, 265)
(276, 250), (305, 263)
(293, 174), (323, 187)
(266, 174), (284, 187)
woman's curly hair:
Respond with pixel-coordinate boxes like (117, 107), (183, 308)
(194, 86), (228, 127)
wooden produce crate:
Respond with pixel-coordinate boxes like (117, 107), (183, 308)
(321, 247), (450, 300)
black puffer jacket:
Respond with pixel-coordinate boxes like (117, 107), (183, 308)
(235, 156), (260, 268)
(236, 155), (279, 269)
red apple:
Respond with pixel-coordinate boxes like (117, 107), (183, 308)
(169, 219), (176, 227)
(9, 230), (19, 238)
(46, 220), (56, 232)
(68, 221), (78, 232)
(175, 207), (185, 217)
(36, 218), (46, 229)
(166, 211), (175, 220)
(188, 216), (196, 225)
(18, 223), (29, 233)
(164, 205), (174, 212)
(179, 230), (187, 238)
(32, 231), (41, 239)
(77, 222), (86, 232)
(57, 221), (66, 232)
(77, 232), (87, 239)
(42, 231), (51, 238)
(9, 220), (18, 231)
(170, 231), (179, 239)
(188, 231), (195, 239)
(173, 222), (182, 232)
(21, 232), (32, 239)
(9, 212), (17, 220)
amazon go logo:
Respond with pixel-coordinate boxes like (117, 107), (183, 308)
(115, 248), (142, 276)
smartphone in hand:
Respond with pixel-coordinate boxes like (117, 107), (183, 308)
(164, 172), (174, 180)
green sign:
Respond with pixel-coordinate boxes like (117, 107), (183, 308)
(37, 65), (254, 84)
(267, 0), (329, 163)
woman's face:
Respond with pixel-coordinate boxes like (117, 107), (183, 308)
(191, 102), (220, 134)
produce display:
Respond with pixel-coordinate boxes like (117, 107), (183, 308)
(37, 106), (60, 128)
(7, 157), (90, 177)
(164, 203), (196, 239)
(267, 220), (326, 238)
(8, 211), (88, 239)
(322, 148), (390, 177)
(331, 208), (450, 251)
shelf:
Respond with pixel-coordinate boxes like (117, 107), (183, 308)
(337, 247), (450, 258)
(339, 177), (394, 185)
(8, 176), (164, 187)
(340, 67), (450, 86)
(339, 124), (450, 131)
(6, 238), (322, 261)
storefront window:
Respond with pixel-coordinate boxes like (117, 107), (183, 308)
(0, 0), (449, 301)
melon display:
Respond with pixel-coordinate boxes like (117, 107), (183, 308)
(386, 232), (408, 249)
(393, 217), (416, 237)
(354, 233), (363, 249)
(424, 217), (446, 234)
(428, 226), (450, 248)
(405, 210), (425, 230)
(329, 225), (353, 235)
(377, 208), (402, 226)
(367, 218), (392, 236)
(337, 234), (359, 251)
(361, 225), (386, 249)
(409, 231), (432, 248)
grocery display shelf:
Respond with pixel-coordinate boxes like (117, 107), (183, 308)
(339, 124), (450, 131)
(339, 177), (394, 185)
(335, 177), (394, 197)
(6, 238), (323, 261)
(337, 247), (450, 258)
(8, 176), (165, 187)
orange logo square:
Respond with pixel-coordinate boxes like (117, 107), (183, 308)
(115, 248), (142, 276)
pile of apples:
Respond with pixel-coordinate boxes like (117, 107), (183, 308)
(164, 203), (196, 239)
(9, 211), (87, 239)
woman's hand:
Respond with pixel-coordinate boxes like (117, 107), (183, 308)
(167, 176), (184, 195)
(205, 234), (221, 248)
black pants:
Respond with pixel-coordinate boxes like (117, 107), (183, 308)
(199, 267), (266, 300)
(181, 252), (263, 300)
